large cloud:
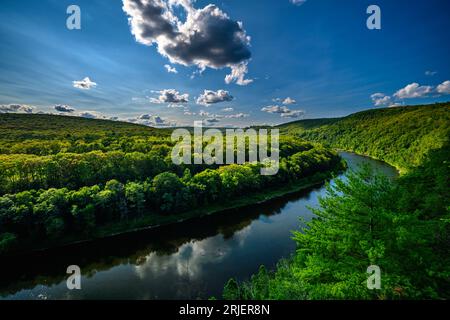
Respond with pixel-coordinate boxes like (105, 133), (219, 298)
(0, 104), (35, 114)
(122, 0), (253, 85)
(73, 77), (97, 90)
(394, 83), (433, 99)
(150, 89), (189, 104)
(196, 89), (233, 105)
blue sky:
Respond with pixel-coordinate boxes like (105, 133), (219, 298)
(0, 0), (449, 127)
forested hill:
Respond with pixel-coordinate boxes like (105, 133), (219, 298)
(277, 102), (450, 170)
(0, 113), (172, 155)
(0, 113), (170, 141)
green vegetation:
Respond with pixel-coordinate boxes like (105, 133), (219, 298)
(278, 102), (450, 171)
(0, 113), (343, 254)
(223, 103), (450, 300)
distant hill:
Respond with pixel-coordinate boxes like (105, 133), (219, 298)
(276, 117), (341, 131)
(1, 102), (449, 170)
(0, 113), (170, 141)
(277, 102), (450, 170)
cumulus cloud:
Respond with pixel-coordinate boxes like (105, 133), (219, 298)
(73, 77), (97, 90)
(273, 97), (297, 105)
(282, 97), (296, 105)
(0, 104), (36, 114)
(122, 0), (253, 85)
(150, 89), (189, 104)
(436, 80), (450, 95)
(394, 83), (433, 99)
(261, 105), (291, 114)
(164, 64), (178, 74)
(54, 105), (75, 113)
(372, 79), (450, 107)
(261, 105), (304, 118)
(196, 89), (233, 105)
(370, 93), (392, 107)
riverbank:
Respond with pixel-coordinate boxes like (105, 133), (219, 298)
(4, 164), (345, 257)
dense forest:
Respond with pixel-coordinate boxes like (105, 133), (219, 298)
(278, 102), (450, 171)
(223, 103), (450, 299)
(0, 114), (343, 254)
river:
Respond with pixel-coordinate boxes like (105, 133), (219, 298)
(0, 152), (398, 300)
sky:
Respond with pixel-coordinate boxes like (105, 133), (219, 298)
(0, 0), (449, 127)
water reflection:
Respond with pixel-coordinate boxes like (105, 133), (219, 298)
(0, 152), (398, 300)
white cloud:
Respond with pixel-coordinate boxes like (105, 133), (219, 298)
(261, 105), (304, 118)
(164, 64), (178, 74)
(394, 83), (433, 99)
(282, 97), (296, 105)
(150, 89), (189, 104)
(122, 0), (253, 85)
(261, 105), (291, 114)
(196, 90), (233, 105)
(133, 114), (176, 127)
(436, 80), (450, 95)
(273, 97), (297, 105)
(370, 93), (392, 107)
(73, 77), (97, 90)
(222, 107), (234, 112)
(0, 104), (35, 114)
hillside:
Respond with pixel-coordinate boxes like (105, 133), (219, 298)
(224, 103), (450, 300)
(0, 113), (173, 156)
(278, 102), (450, 170)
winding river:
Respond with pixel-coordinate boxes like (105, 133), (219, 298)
(0, 152), (398, 300)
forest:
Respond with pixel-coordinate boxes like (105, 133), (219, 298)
(223, 102), (450, 299)
(278, 102), (449, 171)
(0, 114), (343, 254)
